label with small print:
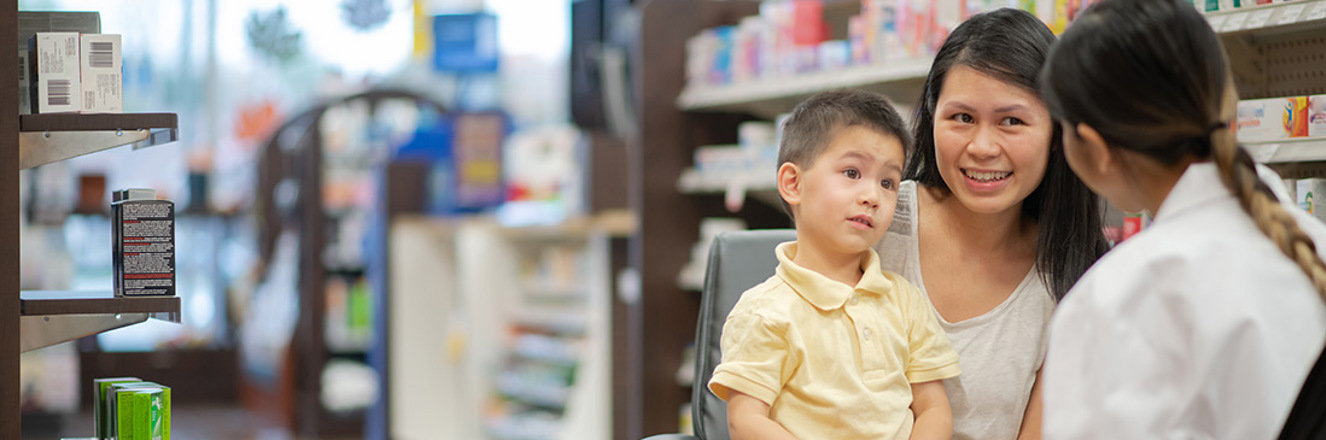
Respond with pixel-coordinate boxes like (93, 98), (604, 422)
(115, 200), (175, 297)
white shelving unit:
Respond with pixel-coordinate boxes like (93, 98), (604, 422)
(1205, 0), (1326, 35)
(387, 213), (632, 440)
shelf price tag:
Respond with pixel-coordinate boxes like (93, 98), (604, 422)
(1246, 9), (1275, 29)
(1278, 4), (1307, 25)
(1307, 2), (1326, 21)
(1223, 12), (1249, 32)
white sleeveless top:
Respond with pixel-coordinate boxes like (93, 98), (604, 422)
(874, 181), (1055, 440)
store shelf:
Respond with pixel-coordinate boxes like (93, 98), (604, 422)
(677, 168), (782, 207)
(19, 291), (181, 353)
(495, 210), (638, 241)
(1246, 138), (1326, 164)
(676, 59), (932, 118)
(1207, 0), (1326, 36)
(18, 113), (179, 170)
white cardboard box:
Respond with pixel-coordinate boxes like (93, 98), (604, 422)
(79, 34), (121, 113)
(1237, 98), (1291, 143)
(18, 49), (30, 114)
(28, 32), (80, 114)
(1297, 178), (1326, 223)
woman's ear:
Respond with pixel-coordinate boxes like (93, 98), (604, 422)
(777, 162), (802, 208)
(1074, 123), (1117, 178)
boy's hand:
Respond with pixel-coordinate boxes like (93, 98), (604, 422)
(909, 380), (953, 440)
(727, 391), (797, 440)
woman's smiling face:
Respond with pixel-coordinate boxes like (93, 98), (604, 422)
(932, 65), (1054, 215)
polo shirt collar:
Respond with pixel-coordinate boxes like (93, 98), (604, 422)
(774, 241), (894, 311)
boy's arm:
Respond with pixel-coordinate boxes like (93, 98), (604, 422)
(727, 391), (797, 440)
(909, 380), (952, 440)
(1016, 370), (1044, 440)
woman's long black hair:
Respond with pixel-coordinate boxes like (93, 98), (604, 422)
(909, 8), (1109, 301)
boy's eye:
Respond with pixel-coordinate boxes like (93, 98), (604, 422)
(843, 169), (860, 179)
(881, 179), (894, 190)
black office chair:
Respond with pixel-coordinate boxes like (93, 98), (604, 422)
(645, 229), (797, 440)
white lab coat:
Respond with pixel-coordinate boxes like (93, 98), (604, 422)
(1043, 162), (1326, 439)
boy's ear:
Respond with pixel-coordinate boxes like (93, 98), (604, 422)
(1073, 123), (1117, 178)
(777, 162), (803, 207)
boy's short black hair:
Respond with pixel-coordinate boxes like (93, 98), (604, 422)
(777, 89), (911, 219)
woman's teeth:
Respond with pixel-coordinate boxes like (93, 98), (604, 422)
(963, 169), (1012, 183)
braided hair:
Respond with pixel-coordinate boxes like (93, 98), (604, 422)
(1041, 0), (1326, 299)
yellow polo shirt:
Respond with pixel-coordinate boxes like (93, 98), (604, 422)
(708, 242), (960, 439)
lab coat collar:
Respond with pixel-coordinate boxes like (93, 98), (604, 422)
(1155, 162), (1229, 223)
(774, 241), (895, 311)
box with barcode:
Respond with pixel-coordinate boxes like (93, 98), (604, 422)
(27, 32), (80, 114)
(18, 49), (30, 114)
(79, 34), (121, 113)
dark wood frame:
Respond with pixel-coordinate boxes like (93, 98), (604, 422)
(1, 0), (21, 436)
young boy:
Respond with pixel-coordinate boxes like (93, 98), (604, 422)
(708, 90), (960, 440)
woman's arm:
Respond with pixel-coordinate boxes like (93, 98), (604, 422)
(727, 391), (797, 440)
(1017, 370), (1044, 440)
(909, 380), (953, 440)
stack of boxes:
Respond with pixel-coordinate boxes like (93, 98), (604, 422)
(93, 377), (172, 440)
(1237, 95), (1326, 224)
(18, 11), (121, 115)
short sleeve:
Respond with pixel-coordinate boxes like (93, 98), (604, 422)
(708, 311), (790, 405)
(903, 283), (961, 383)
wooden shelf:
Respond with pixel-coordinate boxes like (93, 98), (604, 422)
(19, 291), (180, 353)
(1207, 0), (1326, 36)
(20, 290), (180, 316)
(18, 113), (179, 169)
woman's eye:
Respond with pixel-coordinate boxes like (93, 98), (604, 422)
(881, 180), (894, 190)
(955, 113), (974, 124)
(1001, 117), (1025, 126)
(843, 169), (860, 179)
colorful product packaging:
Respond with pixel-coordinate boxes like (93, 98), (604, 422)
(95, 377), (140, 440)
(1298, 178), (1326, 223)
(1308, 95), (1326, 138)
(1286, 96), (1309, 138)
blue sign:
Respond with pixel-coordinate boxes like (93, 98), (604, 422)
(432, 13), (499, 73)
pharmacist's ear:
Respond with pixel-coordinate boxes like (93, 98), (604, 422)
(1073, 123), (1117, 178)
(777, 162), (803, 207)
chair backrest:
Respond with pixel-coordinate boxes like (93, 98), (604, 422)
(692, 229), (797, 440)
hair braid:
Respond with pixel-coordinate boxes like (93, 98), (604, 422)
(1209, 127), (1326, 300)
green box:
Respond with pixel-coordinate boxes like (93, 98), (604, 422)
(105, 382), (171, 440)
(94, 377), (140, 440)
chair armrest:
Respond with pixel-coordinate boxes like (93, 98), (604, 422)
(641, 434), (700, 440)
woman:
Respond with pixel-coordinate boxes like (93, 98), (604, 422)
(1039, 0), (1326, 437)
(874, 8), (1108, 440)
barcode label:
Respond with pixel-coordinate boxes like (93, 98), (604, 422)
(17, 56), (25, 83)
(48, 79), (70, 106)
(89, 42), (114, 68)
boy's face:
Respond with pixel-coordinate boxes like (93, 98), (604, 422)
(781, 125), (904, 257)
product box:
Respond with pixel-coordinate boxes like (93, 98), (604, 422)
(112, 189), (176, 297)
(79, 34), (122, 113)
(1237, 98), (1307, 142)
(1287, 96), (1309, 138)
(107, 384), (171, 440)
(1309, 95), (1326, 138)
(1297, 178), (1326, 223)
(94, 377), (140, 440)
(1284, 178), (1298, 205)
(28, 32), (81, 114)
(18, 49), (30, 114)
